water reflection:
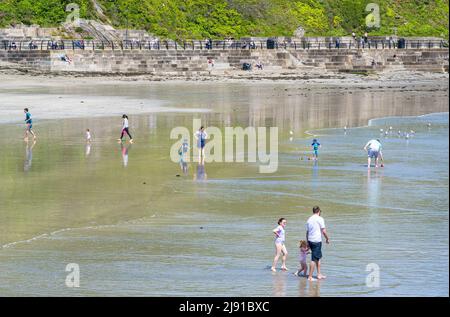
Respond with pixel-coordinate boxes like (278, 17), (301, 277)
(271, 273), (287, 297)
(312, 160), (319, 188)
(121, 143), (131, 167)
(24, 140), (36, 172)
(296, 277), (321, 297)
(180, 161), (188, 176)
(194, 162), (207, 181)
(307, 280), (321, 297)
(367, 169), (383, 206)
(85, 143), (91, 157)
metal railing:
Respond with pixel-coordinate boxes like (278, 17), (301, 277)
(1, 39), (448, 51)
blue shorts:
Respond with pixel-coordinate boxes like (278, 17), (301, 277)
(314, 150), (318, 156)
(308, 241), (322, 261)
(368, 149), (379, 158)
(200, 140), (206, 149)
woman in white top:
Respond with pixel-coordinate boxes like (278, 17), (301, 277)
(271, 218), (288, 272)
(118, 114), (133, 144)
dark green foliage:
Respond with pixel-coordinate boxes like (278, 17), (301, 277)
(0, 0), (447, 39)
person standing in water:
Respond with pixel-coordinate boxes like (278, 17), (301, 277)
(306, 206), (330, 281)
(271, 218), (288, 272)
(194, 126), (207, 163)
(85, 129), (91, 143)
(311, 138), (321, 160)
(23, 108), (36, 141)
(363, 138), (382, 168)
(118, 114), (133, 144)
(179, 139), (190, 176)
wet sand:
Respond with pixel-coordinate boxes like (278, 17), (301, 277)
(0, 74), (448, 296)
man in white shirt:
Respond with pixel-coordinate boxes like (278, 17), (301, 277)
(364, 139), (382, 168)
(306, 206), (330, 281)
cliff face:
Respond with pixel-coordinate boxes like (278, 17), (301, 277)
(0, 0), (448, 39)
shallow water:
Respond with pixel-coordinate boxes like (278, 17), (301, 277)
(0, 80), (448, 296)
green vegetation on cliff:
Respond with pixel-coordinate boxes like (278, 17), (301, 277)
(0, 0), (448, 39)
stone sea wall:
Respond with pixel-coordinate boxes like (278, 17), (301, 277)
(0, 48), (448, 75)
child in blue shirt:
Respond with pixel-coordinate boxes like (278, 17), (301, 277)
(311, 139), (321, 160)
(23, 108), (36, 141)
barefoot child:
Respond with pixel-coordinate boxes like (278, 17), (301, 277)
(311, 139), (321, 160)
(23, 108), (36, 141)
(178, 139), (189, 162)
(294, 240), (310, 276)
(271, 218), (288, 272)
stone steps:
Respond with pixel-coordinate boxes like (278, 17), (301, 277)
(1, 48), (448, 74)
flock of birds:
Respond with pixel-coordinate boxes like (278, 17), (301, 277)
(287, 123), (432, 142)
(342, 122), (432, 139)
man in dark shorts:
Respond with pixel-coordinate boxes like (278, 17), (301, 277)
(305, 206), (330, 281)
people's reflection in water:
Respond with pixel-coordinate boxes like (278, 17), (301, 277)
(180, 161), (188, 176)
(307, 279), (321, 297)
(367, 168), (383, 206)
(296, 275), (321, 297)
(121, 143), (131, 167)
(85, 143), (92, 157)
(271, 272), (287, 297)
(193, 162), (207, 181)
(24, 140), (36, 172)
(312, 159), (319, 187)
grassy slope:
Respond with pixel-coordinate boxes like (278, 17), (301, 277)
(0, 0), (448, 39)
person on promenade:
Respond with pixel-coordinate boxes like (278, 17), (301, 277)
(118, 114), (134, 144)
(271, 218), (288, 272)
(294, 240), (310, 277)
(364, 139), (382, 168)
(194, 126), (207, 164)
(23, 108), (36, 141)
(306, 206), (330, 281)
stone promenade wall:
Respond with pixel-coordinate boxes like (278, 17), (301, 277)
(1, 48), (448, 75)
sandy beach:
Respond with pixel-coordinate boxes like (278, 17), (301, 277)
(0, 70), (447, 124)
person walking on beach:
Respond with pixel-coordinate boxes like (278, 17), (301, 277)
(85, 129), (91, 143)
(118, 114), (133, 144)
(311, 138), (321, 160)
(271, 218), (288, 272)
(306, 206), (330, 281)
(364, 139), (382, 168)
(23, 108), (36, 141)
(194, 126), (207, 163)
